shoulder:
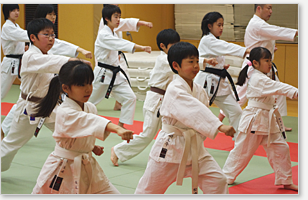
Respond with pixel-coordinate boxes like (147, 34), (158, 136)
(84, 101), (98, 114)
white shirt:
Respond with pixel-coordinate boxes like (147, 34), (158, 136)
(194, 32), (247, 96)
(150, 75), (223, 164)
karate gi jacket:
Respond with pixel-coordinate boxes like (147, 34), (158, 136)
(149, 75), (223, 164)
(238, 69), (298, 135)
(194, 33), (247, 97)
(14, 45), (70, 124)
(32, 97), (112, 194)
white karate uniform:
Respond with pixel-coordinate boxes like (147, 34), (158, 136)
(135, 75), (229, 194)
(236, 14), (297, 116)
(194, 33), (247, 139)
(1, 45), (70, 172)
(1, 38), (79, 136)
(114, 51), (174, 162)
(89, 22), (138, 125)
(1, 19), (28, 100)
(32, 97), (120, 194)
(222, 69), (298, 185)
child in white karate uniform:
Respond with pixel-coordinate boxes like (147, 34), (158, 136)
(32, 60), (133, 194)
(89, 5), (151, 128)
(222, 47), (298, 191)
(1, 18), (91, 172)
(1, 4), (94, 140)
(135, 42), (235, 194)
(194, 12), (250, 140)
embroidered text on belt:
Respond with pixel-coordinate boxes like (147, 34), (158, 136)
(247, 100), (286, 147)
(6, 54), (23, 78)
(98, 62), (131, 99)
(202, 67), (239, 106)
(162, 123), (199, 194)
(53, 144), (93, 194)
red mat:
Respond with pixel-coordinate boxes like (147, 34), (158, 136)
(229, 165), (298, 194)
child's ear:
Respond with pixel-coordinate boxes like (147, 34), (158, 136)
(62, 84), (69, 94)
(207, 23), (212, 31)
(29, 34), (37, 43)
(252, 60), (259, 68)
(160, 43), (165, 50)
(172, 61), (180, 71)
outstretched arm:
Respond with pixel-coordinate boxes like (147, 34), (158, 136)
(137, 20), (153, 29)
(76, 47), (93, 59)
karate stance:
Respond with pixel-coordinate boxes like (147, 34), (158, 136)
(32, 61), (133, 194)
(218, 4), (298, 132)
(135, 42), (235, 194)
(89, 5), (151, 128)
(222, 47), (298, 191)
(1, 18), (90, 172)
(194, 12), (250, 140)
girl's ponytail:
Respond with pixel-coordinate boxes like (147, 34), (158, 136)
(34, 75), (61, 118)
(236, 64), (249, 86)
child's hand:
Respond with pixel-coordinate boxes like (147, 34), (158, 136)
(293, 92), (298, 99)
(218, 125), (235, 138)
(117, 128), (134, 143)
(145, 22), (153, 28)
(223, 64), (230, 70)
(81, 49), (93, 59)
(142, 46), (152, 54)
(92, 145), (104, 156)
(205, 58), (218, 66)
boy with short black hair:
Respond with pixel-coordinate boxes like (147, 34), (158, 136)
(89, 4), (151, 128)
(1, 18), (88, 172)
(134, 42), (235, 194)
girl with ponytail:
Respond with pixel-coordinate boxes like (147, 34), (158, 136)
(222, 47), (298, 191)
(32, 60), (134, 194)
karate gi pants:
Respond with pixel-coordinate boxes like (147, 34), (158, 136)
(89, 73), (136, 125)
(1, 104), (16, 136)
(214, 94), (242, 140)
(1, 71), (18, 100)
(134, 157), (229, 194)
(222, 131), (293, 185)
(1, 113), (55, 171)
(114, 103), (161, 162)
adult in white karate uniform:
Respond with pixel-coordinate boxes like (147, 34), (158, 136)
(135, 42), (235, 194)
(32, 61), (133, 194)
(222, 47), (298, 191)
(110, 29), (179, 166)
(194, 12), (250, 140)
(89, 5), (151, 127)
(1, 18), (88, 172)
(219, 4), (298, 127)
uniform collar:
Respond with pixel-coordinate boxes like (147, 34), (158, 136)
(62, 97), (84, 112)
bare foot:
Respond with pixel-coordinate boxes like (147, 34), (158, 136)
(218, 113), (225, 122)
(285, 127), (292, 132)
(110, 147), (119, 166)
(1, 128), (4, 141)
(283, 184), (298, 191)
(114, 101), (122, 111)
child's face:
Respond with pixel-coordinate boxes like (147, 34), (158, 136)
(174, 56), (199, 84)
(9, 8), (19, 22)
(253, 57), (272, 74)
(31, 28), (55, 54)
(208, 18), (224, 38)
(45, 11), (57, 24)
(108, 12), (121, 29)
(63, 83), (93, 108)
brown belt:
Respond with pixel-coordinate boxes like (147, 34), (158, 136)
(150, 87), (165, 95)
(21, 92), (42, 103)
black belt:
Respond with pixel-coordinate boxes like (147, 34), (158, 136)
(118, 51), (130, 68)
(98, 62), (131, 99)
(6, 54), (23, 78)
(202, 67), (239, 106)
(271, 62), (279, 80)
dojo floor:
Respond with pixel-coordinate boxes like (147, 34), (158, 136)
(1, 84), (299, 195)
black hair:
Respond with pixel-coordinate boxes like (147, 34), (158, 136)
(237, 47), (272, 86)
(27, 18), (54, 44)
(34, 4), (56, 19)
(201, 11), (224, 37)
(2, 4), (19, 20)
(102, 4), (121, 25)
(156, 29), (180, 51)
(167, 42), (199, 74)
(254, 4), (265, 12)
(34, 60), (94, 118)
